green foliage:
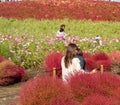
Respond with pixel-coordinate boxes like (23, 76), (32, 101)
(0, 18), (119, 69)
(0, 40), (13, 58)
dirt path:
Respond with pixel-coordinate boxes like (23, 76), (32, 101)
(0, 82), (23, 105)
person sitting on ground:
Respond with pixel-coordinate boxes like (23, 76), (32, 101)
(56, 24), (66, 39)
(61, 43), (96, 82)
(95, 35), (102, 46)
(75, 48), (88, 72)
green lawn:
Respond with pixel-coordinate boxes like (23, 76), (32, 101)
(0, 17), (120, 38)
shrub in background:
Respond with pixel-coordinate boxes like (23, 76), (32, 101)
(93, 52), (112, 71)
(85, 58), (97, 71)
(93, 52), (110, 61)
(44, 51), (64, 77)
(83, 52), (93, 59)
(109, 51), (120, 65)
(82, 94), (119, 105)
(83, 52), (97, 71)
(96, 60), (112, 71)
(0, 60), (27, 86)
(17, 76), (74, 105)
(0, 60), (15, 69)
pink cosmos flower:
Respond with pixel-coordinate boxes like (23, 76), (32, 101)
(49, 38), (54, 45)
(15, 38), (21, 43)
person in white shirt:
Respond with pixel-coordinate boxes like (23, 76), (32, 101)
(61, 43), (96, 82)
(61, 43), (85, 82)
(56, 24), (66, 39)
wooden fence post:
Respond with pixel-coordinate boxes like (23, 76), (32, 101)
(100, 65), (104, 73)
(53, 68), (56, 78)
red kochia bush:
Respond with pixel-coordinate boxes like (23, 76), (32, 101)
(17, 76), (74, 105)
(96, 60), (112, 71)
(1, 0), (120, 21)
(50, 97), (79, 105)
(0, 60), (27, 86)
(93, 72), (120, 96)
(68, 73), (99, 102)
(44, 51), (64, 77)
(83, 52), (93, 59)
(82, 94), (119, 105)
(68, 72), (120, 103)
(109, 51), (120, 65)
(93, 52), (112, 71)
(93, 52), (110, 61)
(85, 58), (97, 71)
(113, 87), (120, 102)
(83, 52), (97, 71)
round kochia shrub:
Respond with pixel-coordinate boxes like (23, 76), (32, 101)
(68, 72), (120, 103)
(0, 60), (27, 86)
(44, 51), (64, 77)
(83, 52), (93, 59)
(93, 52), (110, 61)
(82, 52), (97, 71)
(93, 72), (120, 97)
(17, 76), (75, 105)
(109, 50), (120, 65)
(49, 97), (79, 105)
(113, 87), (120, 102)
(92, 52), (112, 71)
(85, 58), (97, 71)
(82, 94), (119, 105)
(68, 73), (99, 102)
